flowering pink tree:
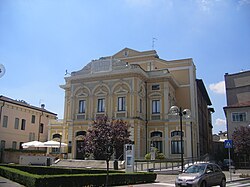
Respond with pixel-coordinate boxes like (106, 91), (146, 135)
(232, 126), (250, 155)
(84, 116), (131, 160)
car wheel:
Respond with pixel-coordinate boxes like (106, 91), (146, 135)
(200, 181), (207, 187)
(220, 178), (226, 187)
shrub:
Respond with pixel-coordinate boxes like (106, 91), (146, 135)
(0, 164), (156, 187)
(144, 148), (166, 160)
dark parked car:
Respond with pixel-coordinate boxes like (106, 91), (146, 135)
(175, 163), (226, 187)
(221, 159), (234, 171)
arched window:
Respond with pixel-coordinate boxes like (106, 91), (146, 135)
(171, 131), (183, 137)
(150, 131), (162, 138)
(150, 131), (163, 153)
(52, 133), (61, 139)
(76, 131), (86, 137)
(171, 131), (184, 154)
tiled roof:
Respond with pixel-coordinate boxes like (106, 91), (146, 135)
(0, 95), (57, 116)
(224, 101), (250, 108)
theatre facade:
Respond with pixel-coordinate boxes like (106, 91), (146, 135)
(48, 48), (213, 160)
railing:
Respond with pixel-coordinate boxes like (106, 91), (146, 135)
(134, 157), (199, 172)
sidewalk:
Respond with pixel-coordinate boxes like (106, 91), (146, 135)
(0, 169), (249, 187)
(0, 176), (25, 187)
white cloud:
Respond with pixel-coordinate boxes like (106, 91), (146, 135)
(215, 118), (226, 126)
(196, 0), (212, 12)
(209, 81), (225, 94)
(238, 0), (250, 6)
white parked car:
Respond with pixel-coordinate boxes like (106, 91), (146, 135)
(175, 163), (226, 187)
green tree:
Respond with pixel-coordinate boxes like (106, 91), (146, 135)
(84, 116), (131, 160)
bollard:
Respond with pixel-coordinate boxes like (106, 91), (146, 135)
(114, 159), (118, 170)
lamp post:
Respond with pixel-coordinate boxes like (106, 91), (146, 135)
(169, 106), (191, 172)
(106, 143), (113, 187)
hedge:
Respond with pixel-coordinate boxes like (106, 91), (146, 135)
(0, 165), (156, 187)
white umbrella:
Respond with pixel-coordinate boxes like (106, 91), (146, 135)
(43, 140), (67, 148)
(21, 141), (44, 148)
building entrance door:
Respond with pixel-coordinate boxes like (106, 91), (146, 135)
(76, 140), (85, 159)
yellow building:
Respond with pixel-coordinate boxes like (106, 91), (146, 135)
(49, 48), (212, 160)
(0, 96), (57, 150)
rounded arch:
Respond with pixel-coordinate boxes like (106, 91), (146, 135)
(150, 131), (163, 138)
(52, 133), (61, 141)
(92, 83), (110, 96)
(111, 80), (131, 94)
(75, 130), (87, 140)
(74, 85), (91, 97)
(170, 130), (184, 138)
(150, 130), (163, 153)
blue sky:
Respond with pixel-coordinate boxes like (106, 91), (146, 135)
(1, 0), (249, 134)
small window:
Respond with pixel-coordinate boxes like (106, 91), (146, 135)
(124, 50), (129, 57)
(151, 131), (162, 137)
(171, 140), (183, 154)
(12, 141), (17, 149)
(118, 97), (126, 111)
(152, 84), (160, 90)
(39, 123), (44, 133)
(76, 131), (86, 137)
(19, 142), (24, 149)
(79, 100), (86, 113)
(29, 132), (35, 141)
(14, 118), (19, 129)
(0, 140), (6, 149)
(232, 112), (246, 122)
(21, 119), (26, 130)
(139, 99), (142, 113)
(152, 100), (160, 114)
(31, 115), (36, 124)
(53, 133), (61, 139)
(97, 98), (105, 112)
(3, 115), (8, 128)
(171, 131), (184, 137)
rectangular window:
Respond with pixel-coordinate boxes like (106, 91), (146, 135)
(118, 97), (126, 111)
(3, 115), (8, 128)
(152, 100), (160, 114)
(12, 141), (17, 149)
(79, 100), (86, 113)
(31, 115), (36, 124)
(0, 140), (6, 149)
(232, 112), (246, 122)
(14, 118), (19, 129)
(29, 132), (32, 141)
(21, 119), (26, 130)
(39, 123), (44, 133)
(140, 99), (142, 113)
(171, 140), (183, 154)
(152, 84), (160, 90)
(29, 132), (35, 141)
(97, 98), (105, 112)
(19, 142), (24, 149)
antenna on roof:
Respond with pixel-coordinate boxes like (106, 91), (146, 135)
(152, 37), (157, 49)
(0, 64), (6, 78)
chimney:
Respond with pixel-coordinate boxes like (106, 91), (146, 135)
(41, 104), (45, 109)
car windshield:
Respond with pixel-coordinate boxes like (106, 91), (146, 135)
(184, 165), (206, 174)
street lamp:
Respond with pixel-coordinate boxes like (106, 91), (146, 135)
(169, 106), (191, 172)
(106, 143), (113, 187)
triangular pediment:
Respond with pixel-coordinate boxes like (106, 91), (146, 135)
(113, 48), (141, 59)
